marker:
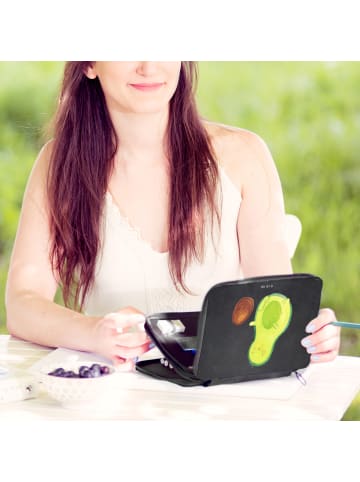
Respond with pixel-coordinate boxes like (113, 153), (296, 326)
(331, 321), (360, 330)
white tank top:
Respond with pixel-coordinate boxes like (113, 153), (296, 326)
(84, 167), (243, 316)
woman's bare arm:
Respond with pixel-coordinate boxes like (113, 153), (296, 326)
(214, 126), (293, 277)
(5, 143), (100, 350)
(216, 126), (339, 362)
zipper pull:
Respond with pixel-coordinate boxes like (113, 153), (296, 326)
(295, 370), (307, 386)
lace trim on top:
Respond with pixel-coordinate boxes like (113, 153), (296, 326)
(105, 191), (168, 256)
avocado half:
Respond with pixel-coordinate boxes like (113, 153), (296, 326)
(248, 293), (292, 366)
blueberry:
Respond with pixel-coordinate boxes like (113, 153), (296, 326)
(79, 367), (91, 378)
(64, 370), (77, 378)
(49, 367), (65, 377)
(84, 370), (94, 378)
(100, 365), (110, 375)
(90, 364), (101, 378)
(79, 365), (90, 377)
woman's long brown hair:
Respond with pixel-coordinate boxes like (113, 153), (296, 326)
(47, 61), (220, 310)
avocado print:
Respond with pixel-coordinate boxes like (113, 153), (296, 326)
(232, 296), (255, 325)
(248, 293), (292, 366)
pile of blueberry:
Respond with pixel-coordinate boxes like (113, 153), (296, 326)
(48, 363), (111, 378)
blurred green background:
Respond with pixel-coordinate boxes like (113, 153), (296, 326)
(0, 61), (359, 419)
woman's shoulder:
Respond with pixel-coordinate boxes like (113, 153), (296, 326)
(38, 139), (55, 162)
(25, 139), (55, 201)
(203, 120), (269, 160)
(202, 120), (275, 191)
(32, 139), (54, 176)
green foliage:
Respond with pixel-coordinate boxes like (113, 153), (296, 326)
(0, 61), (359, 419)
(0, 62), (64, 332)
(197, 61), (360, 352)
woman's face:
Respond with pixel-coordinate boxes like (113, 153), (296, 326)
(85, 61), (182, 115)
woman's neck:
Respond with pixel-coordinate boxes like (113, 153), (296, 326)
(111, 108), (169, 172)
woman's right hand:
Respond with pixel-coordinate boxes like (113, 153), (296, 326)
(90, 306), (152, 369)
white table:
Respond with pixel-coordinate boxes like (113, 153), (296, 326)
(0, 335), (359, 420)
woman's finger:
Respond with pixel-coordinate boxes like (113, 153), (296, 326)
(113, 357), (134, 371)
(301, 323), (340, 349)
(310, 350), (338, 363)
(305, 307), (336, 333)
(301, 335), (340, 356)
(104, 311), (145, 332)
(114, 341), (151, 359)
(115, 331), (150, 347)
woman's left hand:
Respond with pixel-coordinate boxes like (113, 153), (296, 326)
(300, 308), (341, 363)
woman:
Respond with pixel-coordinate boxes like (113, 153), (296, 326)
(5, 61), (340, 367)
